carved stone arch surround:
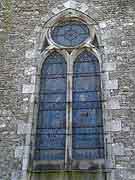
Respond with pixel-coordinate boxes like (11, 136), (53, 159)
(21, 7), (114, 180)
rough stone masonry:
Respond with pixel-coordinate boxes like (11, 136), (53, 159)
(0, 0), (135, 180)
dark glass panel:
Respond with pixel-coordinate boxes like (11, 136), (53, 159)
(73, 134), (100, 148)
(36, 133), (65, 149)
(72, 50), (104, 160)
(35, 52), (67, 161)
(51, 21), (89, 47)
(40, 93), (65, 103)
(38, 111), (66, 129)
(73, 91), (99, 102)
(73, 109), (98, 127)
(73, 149), (104, 160)
(73, 76), (98, 91)
(35, 150), (64, 161)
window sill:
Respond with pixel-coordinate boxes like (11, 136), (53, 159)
(30, 159), (113, 173)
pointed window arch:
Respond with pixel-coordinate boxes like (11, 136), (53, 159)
(35, 52), (67, 162)
(72, 50), (104, 160)
(32, 9), (105, 173)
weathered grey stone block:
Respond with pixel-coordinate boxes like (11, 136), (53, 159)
(64, 0), (78, 8)
(31, 75), (36, 84)
(106, 97), (120, 109)
(0, 31), (8, 41)
(23, 97), (29, 102)
(111, 120), (121, 132)
(105, 80), (118, 90)
(52, 7), (61, 14)
(17, 122), (31, 135)
(22, 158), (29, 171)
(22, 84), (35, 94)
(15, 146), (24, 158)
(25, 50), (35, 59)
(80, 3), (88, 12)
(103, 63), (116, 71)
(11, 171), (22, 180)
(105, 121), (111, 132)
(24, 67), (36, 76)
(104, 160), (113, 169)
(23, 146), (30, 159)
(112, 143), (124, 156)
(0, 124), (6, 128)
(99, 22), (106, 28)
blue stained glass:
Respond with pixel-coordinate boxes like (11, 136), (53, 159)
(40, 93), (65, 103)
(40, 78), (66, 93)
(46, 78), (66, 90)
(44, 63), (66, 75)
(36, 133), (65, 149)
(72, 50), (104, 160)
(73, 109), (97, 127)
(73, 91), (99, 102)
(41, 52), (66, 76)
(74, 62), (97, 74)
(39, 102), (66, 111)
(73, 135), (99, 148)
(38, 111), (66, 128)
(37, 129), (66, 135)
(73, 76), (100, 92)
(35, 150), (64, 161)
(77, 52), (98, 62)
(74, 51), (100, 74)
(73, 128), (102, 135)
(51, 21), (89, 47)
(72, 149), (104, 160)
(73, 101), (101, 109)
(39, 93), (66, 110)
(35, 52), (67, 161)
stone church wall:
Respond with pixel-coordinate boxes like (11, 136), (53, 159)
(0, 0), (135, 179)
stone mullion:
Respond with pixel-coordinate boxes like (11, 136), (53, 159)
(65, 54), (73, 169)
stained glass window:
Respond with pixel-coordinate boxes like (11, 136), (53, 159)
(33, 19), (104, 172)
(35, 52), (67, 161)
(72, 50), (104, 160)
(51, 21), (89, 47)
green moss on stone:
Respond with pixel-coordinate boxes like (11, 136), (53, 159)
(3, 0), (12, 31)
(30, 171), (104, 180)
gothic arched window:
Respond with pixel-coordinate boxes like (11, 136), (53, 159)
(35, 52), (67, 162)
(32, 13), (104, 173)
(72, 51), (104, 161)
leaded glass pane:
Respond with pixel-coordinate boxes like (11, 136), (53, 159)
(72, 50), (104, 160)
(51, 21), (89, 47)
(72, 149), (104, 160)
(35, 52), (67, 161)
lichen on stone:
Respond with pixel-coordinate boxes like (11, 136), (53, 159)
(3, 0), (12, 31)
